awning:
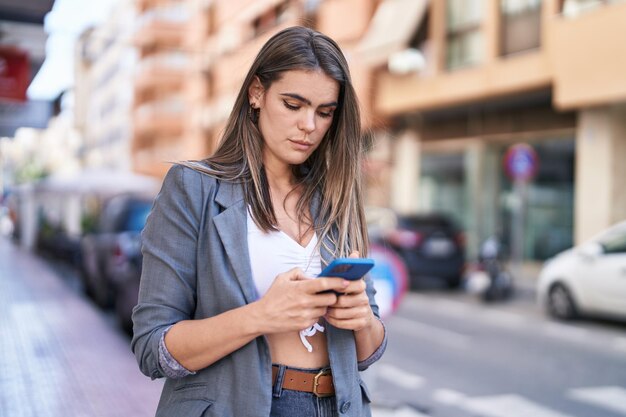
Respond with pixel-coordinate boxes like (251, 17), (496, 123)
(32, 169), (161, 197)
(356, 0), (429, 67)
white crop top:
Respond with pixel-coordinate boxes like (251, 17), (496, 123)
(246, 210), (323, 352)
(247, 211), (322, 296)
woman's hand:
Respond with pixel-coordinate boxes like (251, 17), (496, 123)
(254, 268), (350, 334)
(324, 251), (375, 332)
(324, 278), (374, 332)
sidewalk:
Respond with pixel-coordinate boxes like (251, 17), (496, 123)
(0, 237), (162, 417)
(510, 260), (543, 296)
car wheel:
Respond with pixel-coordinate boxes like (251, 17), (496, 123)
(81, 251), (99, 299)
(547, 283), (577, 320)
(446, 276), (462, 289)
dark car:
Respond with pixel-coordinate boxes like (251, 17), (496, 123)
(109, 227), (145, 334)
(380, 213), (465, 289)
(80, 193), (153, 329)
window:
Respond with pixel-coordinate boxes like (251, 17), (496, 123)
(501, 0), (542, 56)
(446, 0), (483, 70)
(203, 69), (214, 100)
(252, 1), (292, 38)
(419, 152), (467, 228)
(205, 3), (217, 36)
(122, 201), (152, 232)
(598, 226), (626, 254)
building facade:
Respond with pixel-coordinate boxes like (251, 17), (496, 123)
(74, 0), (137, 170)
(369, 0), (626, 259)
(129, 0), (626, 260)
(130, 0), (378, 177)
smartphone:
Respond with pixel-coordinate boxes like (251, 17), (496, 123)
(318, 258), (375, 280)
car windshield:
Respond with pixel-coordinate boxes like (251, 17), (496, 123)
(597, 224), (626, 254)
(123, 202), (152, 232)
(400, 216), (452, 229)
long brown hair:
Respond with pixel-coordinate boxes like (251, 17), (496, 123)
(184, 26), (369, 258)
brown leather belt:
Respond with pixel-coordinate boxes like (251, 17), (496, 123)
(272, 366), (335, 397)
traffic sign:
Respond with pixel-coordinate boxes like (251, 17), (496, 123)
(503, 143), (539, 182)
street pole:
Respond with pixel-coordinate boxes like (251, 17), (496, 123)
(510, 178), (527, 282)
(503, 143), (538, 283)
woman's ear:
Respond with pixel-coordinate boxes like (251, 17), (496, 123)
(248, 76), (265, 108)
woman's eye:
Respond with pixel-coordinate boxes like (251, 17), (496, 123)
(318, 110), (334, 119)
(283, 101), (299, 111)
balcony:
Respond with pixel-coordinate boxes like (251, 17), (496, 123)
(134, 52), (188, 103)
(134, 72), (184, 104)
(133, 97), (186, 142)
(316, 0), (375, 43)
(134, 3), (189, 50)
(135, 0), (188, 14)
(132, 147), (177, 178)
(375, 50), (551, 115)
(550, 1), (626, 109)
(217, 0), (289, 27)
(201, 94), (237, 131)
(210, 18), (299, 96)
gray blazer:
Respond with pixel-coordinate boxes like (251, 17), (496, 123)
(131, 164), (386, 417)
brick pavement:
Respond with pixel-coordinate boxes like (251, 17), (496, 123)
(0, 237), (162, 417)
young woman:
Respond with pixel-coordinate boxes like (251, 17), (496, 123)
(131, 26), (386, 417)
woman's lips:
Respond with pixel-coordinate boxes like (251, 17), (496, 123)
(289, 139), (313, 151)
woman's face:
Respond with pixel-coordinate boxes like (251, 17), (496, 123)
(249, 69), (339, 173)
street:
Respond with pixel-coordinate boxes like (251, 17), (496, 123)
(3, 0), (626, 416)
(2, 236), (626, 417)
(371, 289), (626, 417)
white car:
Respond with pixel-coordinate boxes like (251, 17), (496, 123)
(537, 221), (626, 321)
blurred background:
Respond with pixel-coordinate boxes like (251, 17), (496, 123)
(1, 0), (626, 416)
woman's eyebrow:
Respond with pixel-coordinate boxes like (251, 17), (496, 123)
(280, 93), (338, 108)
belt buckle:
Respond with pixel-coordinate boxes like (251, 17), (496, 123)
(313, 369), (332, 398)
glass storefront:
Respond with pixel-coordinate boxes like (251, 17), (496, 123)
(499, 138), (575, 260)
(418, 152), (466, 226)
(419, 137), (575, 260)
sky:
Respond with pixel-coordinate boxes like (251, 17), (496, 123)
(27, 0), (119, 100)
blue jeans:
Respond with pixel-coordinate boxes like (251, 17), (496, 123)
(271, 365), (338, 417)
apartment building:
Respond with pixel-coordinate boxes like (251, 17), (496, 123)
(368, 0), (626, 259)
(130, 0), (626, 260)
(130, 0), (378, 177)
(74, 0), (137, 170)
(132, 0), (194, 177)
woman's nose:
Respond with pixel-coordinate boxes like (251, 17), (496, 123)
(299, 111), (316, 133)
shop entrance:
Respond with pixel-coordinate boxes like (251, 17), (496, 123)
(419, 137), (575, 261)
(498, 138), (575, 260)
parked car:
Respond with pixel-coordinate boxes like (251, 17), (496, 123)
(80, 193), (153, 328)
(36, 217), (83, 267)
(537, 221), (626, 321)
(377, 213), (466, 289)
(109, 229), (145, 334)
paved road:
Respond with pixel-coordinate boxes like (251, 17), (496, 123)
(370, 290), (626, 417)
